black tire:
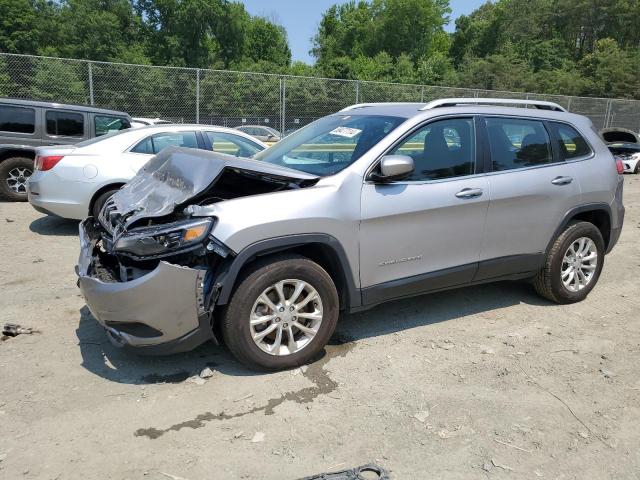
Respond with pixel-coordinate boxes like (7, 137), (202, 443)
(0, 157), (34, 201)
(91, 188), (119, 218)
(634, 162), (639, 174)
(221, 254), (339, 371)
(533, 221), (605, 304)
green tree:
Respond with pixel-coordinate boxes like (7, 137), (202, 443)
(0, 58), (14, 96)
(29, 58), (87, 103)
(580, 38), (640, 98)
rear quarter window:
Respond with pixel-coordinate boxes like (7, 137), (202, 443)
(95, 115), (131, 136)
(549, 122), (592, 159)
(0, 105), (36, 134)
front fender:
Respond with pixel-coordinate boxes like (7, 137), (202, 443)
(214, 234), (361, 310)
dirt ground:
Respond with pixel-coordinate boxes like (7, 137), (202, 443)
(1, 177), (639, 480)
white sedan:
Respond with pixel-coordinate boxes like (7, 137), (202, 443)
(27, 124), (266, 219)
(608, 142), (640, 174)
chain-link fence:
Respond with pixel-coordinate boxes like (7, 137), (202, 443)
(1, 52), (639, 134)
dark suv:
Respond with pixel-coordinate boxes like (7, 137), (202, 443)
(0, 98), (132, 201)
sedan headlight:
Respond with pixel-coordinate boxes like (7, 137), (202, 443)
(113, 218), (213, 258)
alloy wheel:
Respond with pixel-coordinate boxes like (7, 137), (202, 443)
(6, 167), (32, 194)
(249, 279), (323, 356)
(561, 237), (598, 292)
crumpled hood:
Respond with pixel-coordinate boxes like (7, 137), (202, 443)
(109, 146), (318, 227)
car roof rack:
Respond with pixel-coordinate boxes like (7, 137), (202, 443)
(339, 102), (423, 112)
(420, 98), (567, 112)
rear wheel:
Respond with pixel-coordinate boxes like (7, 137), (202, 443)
(222, 254), (339, 371)
(634, 162), (639, 174)
(91, 188), (119, 218)
(533, 221), (604, 304)
(0, 157), (33, 201)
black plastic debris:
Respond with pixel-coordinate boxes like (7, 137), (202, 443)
(298, 464), (389, 480)
(2, 323), (39, 337)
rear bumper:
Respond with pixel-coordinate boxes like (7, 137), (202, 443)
(27, 177), (89, 220)
(76, 219), (214, 354)
(606, 177), (625, 254)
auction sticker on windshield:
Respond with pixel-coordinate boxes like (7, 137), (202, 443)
(330, 127), (362, 138)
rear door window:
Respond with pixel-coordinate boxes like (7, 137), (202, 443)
(45, 110), (84, 137)
(131, 131), (199, 154)
(549, 122), (592, 159)
(485, 117), (553, 171)
(206, 131), (263, 157)
(95, 115), (131, 136)
(0, 105), (36, 134)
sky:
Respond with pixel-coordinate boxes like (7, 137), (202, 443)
(237, 0), (487, 64)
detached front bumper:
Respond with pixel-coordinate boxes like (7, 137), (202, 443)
(76, 219), (214, 355)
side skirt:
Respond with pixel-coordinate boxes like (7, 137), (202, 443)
(356, 254), (544, 312)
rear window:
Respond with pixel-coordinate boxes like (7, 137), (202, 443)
(0, 105), (35, 134)
(549, 122), (592, 159)
(46, 110), (84, 137)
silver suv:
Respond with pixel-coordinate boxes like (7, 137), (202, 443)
(77, 98), (625, 370)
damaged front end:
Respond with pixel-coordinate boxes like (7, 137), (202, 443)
(76, 217), (229, 354)
(76, 147), (318, 354)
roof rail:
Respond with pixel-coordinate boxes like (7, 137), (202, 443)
(339, 102), (421, 112)
(420, 98), (567, 112)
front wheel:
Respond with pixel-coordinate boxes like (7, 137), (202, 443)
(221, 254), (339, 371)
(533, 221), (605, 304)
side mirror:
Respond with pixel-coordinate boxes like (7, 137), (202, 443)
(267, 134), (276, 140)
(370, 155), (414, 182)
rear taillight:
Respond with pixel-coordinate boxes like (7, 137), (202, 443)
(34, 155), (64, 171)
(614, 156), (625, 174)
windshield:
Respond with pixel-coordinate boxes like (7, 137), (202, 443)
(253, 114), (405, 176)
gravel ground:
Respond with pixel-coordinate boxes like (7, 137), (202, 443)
(1, 177), (639, 480)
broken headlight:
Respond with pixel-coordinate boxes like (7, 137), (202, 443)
(113, 218), (213, 258)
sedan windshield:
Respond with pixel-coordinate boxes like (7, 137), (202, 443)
(253, 114), (405, 176)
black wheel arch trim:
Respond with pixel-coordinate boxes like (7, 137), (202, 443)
(547, 203), (613, 255)
(0, 145), (37, 161)
(214, 234), (361, 310)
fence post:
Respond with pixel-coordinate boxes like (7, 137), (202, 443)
(355, 81), (360, 104)
(420, 85), (425, 103)
(604, 99), (613, 128)
(195, 69), (200, 124)
(88, 62), (94, 105)
(280, 77), (286, 135)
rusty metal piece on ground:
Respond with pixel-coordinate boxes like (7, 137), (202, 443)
(298, 464), (389, 480)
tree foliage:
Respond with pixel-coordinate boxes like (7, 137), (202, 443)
(0, 0), (638, 100)
(313, 0), (639, 99)
(0, 0), (291, 68)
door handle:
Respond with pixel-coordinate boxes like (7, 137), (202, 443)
(551, 176), (573, 185)
(455, 188), (483, 199)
